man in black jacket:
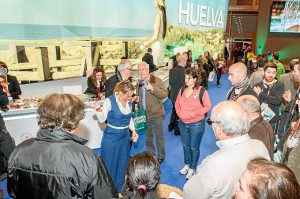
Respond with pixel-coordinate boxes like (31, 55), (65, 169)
(168, 55), (186, 135)
(253, 62), (284, 131)
(8, 93), (118, 199)
(104, 59), (133, 98)
(142, 48), (156, 72)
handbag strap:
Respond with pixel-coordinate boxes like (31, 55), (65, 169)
(136, 103), (145, 111)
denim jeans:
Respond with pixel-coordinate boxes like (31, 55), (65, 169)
(216, 68), (222, 85)
(178, 120), (205, 170)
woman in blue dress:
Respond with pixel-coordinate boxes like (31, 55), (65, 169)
(92, 80), (139, 192)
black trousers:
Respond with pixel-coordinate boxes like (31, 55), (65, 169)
(168, 105), (180, 135)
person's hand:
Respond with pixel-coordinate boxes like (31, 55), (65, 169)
(7, 92), (11, 97)
(283, 90), (292, 102)
(91, 102), (101, 112)
(132, 96), (140, 103)
(131, 130), (139, 142)
(145, 81), (154, 92)
(253, 86), (262, 95)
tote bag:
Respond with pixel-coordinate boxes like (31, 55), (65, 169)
(132, 104), (148, 134)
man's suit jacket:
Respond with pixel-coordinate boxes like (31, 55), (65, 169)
(169, 65), (185, 103)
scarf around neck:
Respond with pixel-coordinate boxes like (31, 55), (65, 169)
(225, 77), (250, 101)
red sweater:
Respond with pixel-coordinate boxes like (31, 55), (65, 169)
(175, 87), (212, 124)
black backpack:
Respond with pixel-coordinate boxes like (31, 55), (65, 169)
(180, 86), (208, 117)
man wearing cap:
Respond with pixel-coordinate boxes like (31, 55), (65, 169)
(104, 59), (133, 98)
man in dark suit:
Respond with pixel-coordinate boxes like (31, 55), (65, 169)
(168, 55), (187, 135)
(142, 48), (156, 72)
(103, 59), (133, 98)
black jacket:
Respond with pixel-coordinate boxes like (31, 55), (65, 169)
(7, 75), (21, 99)
(142, 53), (156, 72)
(84, 77), (105, 96)
(169, 65), (185, 103)
(104, 72), (123, 98)
(8, 129), (119, 199)
(255, 81), (284, 124)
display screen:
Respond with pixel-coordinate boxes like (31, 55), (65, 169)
(269, 1), (300, 33)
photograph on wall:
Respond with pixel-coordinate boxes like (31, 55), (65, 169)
(0, 0), (229, 83)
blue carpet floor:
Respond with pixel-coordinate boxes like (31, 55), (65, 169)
(0, 74), (231, 198)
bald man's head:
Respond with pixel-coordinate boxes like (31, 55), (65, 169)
(228, 63), (247, 86)
(177, 55), (187, 67)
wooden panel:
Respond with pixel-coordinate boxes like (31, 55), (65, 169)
(8, 71), (43, 81)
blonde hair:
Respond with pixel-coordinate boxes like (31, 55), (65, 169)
(113, 80), (134, 95)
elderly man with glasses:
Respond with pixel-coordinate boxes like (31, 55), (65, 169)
(104, 59), (133, 98)
(183, 101), (269, 199)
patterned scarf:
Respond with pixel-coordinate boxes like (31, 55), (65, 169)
(225, 77), (250, 101)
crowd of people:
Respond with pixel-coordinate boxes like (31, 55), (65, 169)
(0, 46), (300, 199)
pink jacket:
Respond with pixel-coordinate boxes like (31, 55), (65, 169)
(175, 87), (211, 124)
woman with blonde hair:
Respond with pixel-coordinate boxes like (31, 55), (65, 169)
(142, 0), (167, 66)
(92, 80), (139, 192)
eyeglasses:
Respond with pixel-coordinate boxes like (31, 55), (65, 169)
(206, 118), (219, 125)
(126, 68), (133, 71)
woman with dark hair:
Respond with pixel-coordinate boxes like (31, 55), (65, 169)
(142, 0), (167, 66)
(215, 53), (226, 88)
(0, 61), (21, 99)
(197, 55), (210, 88)
(92, 80), (139, 192)
(175, 68), (211, 180)
(204, 51), (215, 72)
(234, 157), (300, 199)
(194, 61), (207, 89)
(121, 152), (163, 199)
(84, 66), (106, 98)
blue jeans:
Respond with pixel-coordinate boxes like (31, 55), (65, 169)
(178, 120), (205, 170)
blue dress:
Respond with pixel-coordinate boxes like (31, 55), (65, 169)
(101, 95), (132, 192)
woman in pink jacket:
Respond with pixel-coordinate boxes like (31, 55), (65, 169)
(175, 68), (212, 180)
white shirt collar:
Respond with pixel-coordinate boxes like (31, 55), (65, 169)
(216, 134), (250, 149)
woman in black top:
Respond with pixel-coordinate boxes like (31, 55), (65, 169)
(0, 61), (22, 99)
(84, 66), (106, 98)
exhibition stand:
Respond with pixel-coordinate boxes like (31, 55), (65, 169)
(2, 66), (170, 149)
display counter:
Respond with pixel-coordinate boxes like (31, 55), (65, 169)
(2, 102), (105, 149)
(2, 66), (170, 149)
